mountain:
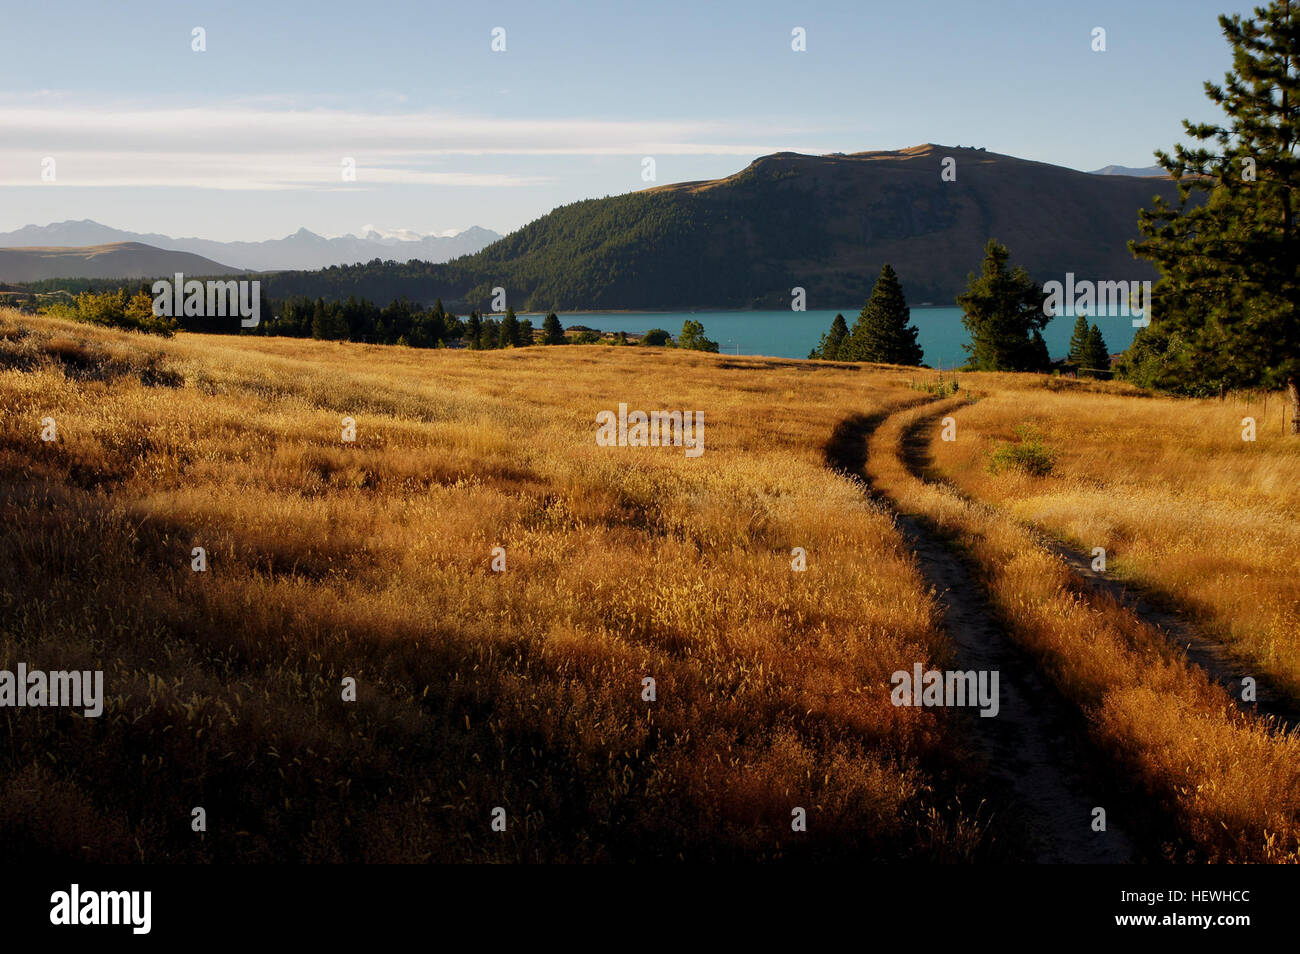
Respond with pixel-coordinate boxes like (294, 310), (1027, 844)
(1088, 164), (1168, 177)
(0, 243), (241, 282)
(0, 221), (501, 272)
(259, 144), (1188, 311)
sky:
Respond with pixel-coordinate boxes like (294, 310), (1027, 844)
(0, 0), (1249, 242)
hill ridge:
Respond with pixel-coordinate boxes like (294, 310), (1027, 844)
(252, 144), (1188, 311)
(0, 241), (241, 282)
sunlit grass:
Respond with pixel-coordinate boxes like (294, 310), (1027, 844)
(930, 376), (1300, 701)
(868, 387), (1300, 863)
(0, 310), (977, 862)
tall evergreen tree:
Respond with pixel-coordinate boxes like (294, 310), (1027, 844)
(809, 313), (849, 360)
(466, 311), (482, 349)
(519, 318), (534, 345)
(500, 307), (521, 347)
(1067, 314), (1091, 368)
(1086, 323), (1110, 376)
(1028, 329), (1051, 371)
(957, 239), (1050, 371)
(844, 264), (924, 365)
(310, 299), (327, 340)
(1128, 0), (1299, 429)
(542, 311), (565, 344)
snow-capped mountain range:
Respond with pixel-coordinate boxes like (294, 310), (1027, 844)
(0, 220), (502, 272)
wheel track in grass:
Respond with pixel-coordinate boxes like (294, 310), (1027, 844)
(826, 398), (1139, 864)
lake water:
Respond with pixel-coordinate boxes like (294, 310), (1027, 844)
(550, 308), (1139, 367)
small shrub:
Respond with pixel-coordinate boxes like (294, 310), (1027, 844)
(988, 424), (1057, 477)
(910, 376), (959, 398)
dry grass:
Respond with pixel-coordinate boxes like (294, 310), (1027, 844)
(0, 311), (987, 862)
(868, 386), (1300, 863)
(14, 311), (1295, 863)
(930, 375), (1300, 702)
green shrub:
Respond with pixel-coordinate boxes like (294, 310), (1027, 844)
(678, 319), (719, 353)
(988, 424), (1057, 477)
(910, 376), (959, 398)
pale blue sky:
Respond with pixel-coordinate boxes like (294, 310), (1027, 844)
(0, 0), (1246, 241)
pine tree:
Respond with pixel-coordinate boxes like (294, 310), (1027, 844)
(500, 307), (521, 347)
(845, 264), (924, 365)
(957, 239), (1050, 371)
(519, 318), (534, 345)
(424, 298), (448, 344)
(310, 299), (327, 340)
(466, 311), (482, 349)
(810, 313), (849, 360)
(1028, 330), (1051, 372)
(1067, 314), (1091, 369)
(1086, 323), (1110, 377)
(1129, 0), (1299, 428)
(542, 311), (565, 344)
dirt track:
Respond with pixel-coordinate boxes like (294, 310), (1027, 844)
(827, 405), (1138, 864)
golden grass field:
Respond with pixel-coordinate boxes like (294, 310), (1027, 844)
(930, 377), (1300, 701)
(2, 309), (1297, 863)
(0, 310), (986, 862)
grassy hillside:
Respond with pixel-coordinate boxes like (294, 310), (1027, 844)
(0, 242), (241, 282)
(3, 309), (1296, 863)
(259, 145), (1184, 311)
(0, 309), (982, 862)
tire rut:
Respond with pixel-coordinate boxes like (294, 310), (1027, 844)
(828, 403), (1139, 864)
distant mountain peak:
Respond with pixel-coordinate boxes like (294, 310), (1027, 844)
(0, 221), (502, 272)
(1088, 164), (1167, 177)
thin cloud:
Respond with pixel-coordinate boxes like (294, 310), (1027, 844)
(0, 100), (822, 190)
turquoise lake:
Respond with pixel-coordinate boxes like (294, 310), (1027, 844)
(548, 308), (1139, 366)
